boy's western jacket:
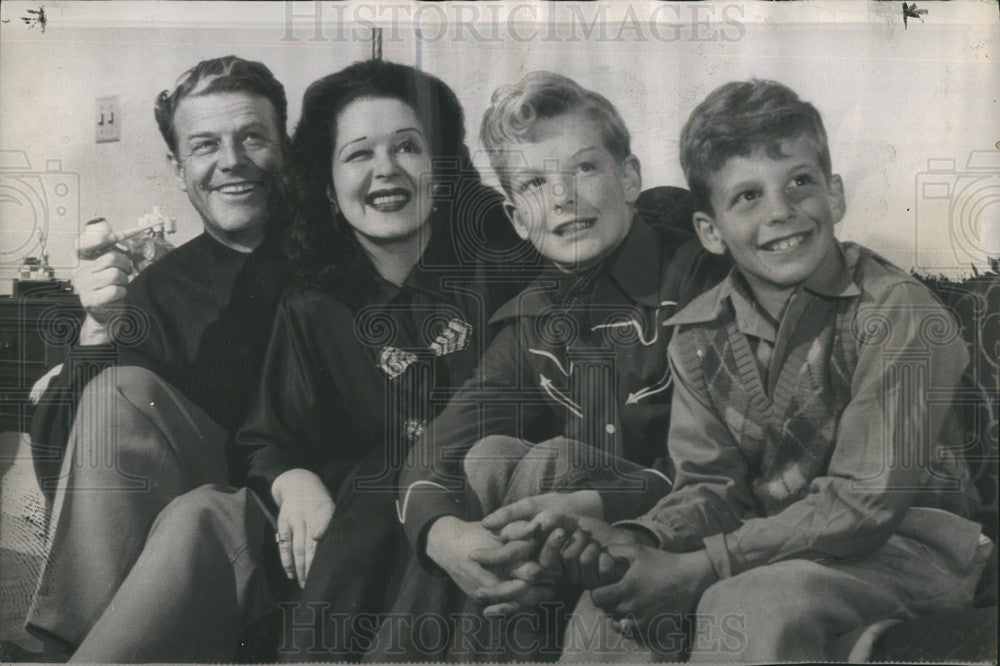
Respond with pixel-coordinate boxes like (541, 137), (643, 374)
(399, 218), (731, 555)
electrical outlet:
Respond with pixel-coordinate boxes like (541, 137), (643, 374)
(96, 96), (120, 143)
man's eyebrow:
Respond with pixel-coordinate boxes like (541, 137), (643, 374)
(510, 167), (543, 180)
(569, 146), (599, 160)
(239, 120), (273, 132)
(183, 131), (218, 142)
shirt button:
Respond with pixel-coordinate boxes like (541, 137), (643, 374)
(605, 423), (616, 435)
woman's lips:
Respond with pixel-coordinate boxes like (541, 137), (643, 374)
(365, 188), (412, 213)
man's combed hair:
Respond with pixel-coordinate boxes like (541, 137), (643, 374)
(154, 55), (288, 154)
(480, 71), (631, 196)
(679, 79), (831, 213)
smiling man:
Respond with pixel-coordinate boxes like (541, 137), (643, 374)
(25, 56), (294, 660)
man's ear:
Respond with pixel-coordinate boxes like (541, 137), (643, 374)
(828, 174), (846, 224)
(621, 154), (642, 205)
(503, 201), (531, 241)
(168, 152), (186, 192)
(692, 211), (727, 255)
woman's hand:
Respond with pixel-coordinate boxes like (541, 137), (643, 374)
(271, 468), (335, 586)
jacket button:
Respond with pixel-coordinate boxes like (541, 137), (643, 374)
(605, 423), (616, 435)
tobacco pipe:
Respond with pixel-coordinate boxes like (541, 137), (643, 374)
(77, 214), (176, 260)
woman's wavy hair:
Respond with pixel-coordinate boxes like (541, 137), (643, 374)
(286, 59), (478, 296)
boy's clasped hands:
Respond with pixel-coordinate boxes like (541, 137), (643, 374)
(466, 494), (719, 641)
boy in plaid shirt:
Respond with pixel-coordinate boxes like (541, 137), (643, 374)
(544, 79), (991, 662)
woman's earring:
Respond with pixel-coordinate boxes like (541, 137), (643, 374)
(325, 184), (339, 214)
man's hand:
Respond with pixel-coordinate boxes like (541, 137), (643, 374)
(271, 468), (335, 586)
(481, 490), (603, 533)
(425, 516), (507, 598)
(74, 226), (135, 344)
(590, 547), (718, 633)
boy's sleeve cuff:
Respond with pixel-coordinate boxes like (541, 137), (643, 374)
(610, 521), (663, 548)
(398, 482), (472, 570)
(703, 533), (745, 579)
(612, 518), (669, 549)
(598, 469), (673, 523)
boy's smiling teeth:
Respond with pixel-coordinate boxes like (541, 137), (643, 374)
(761, 231), (810, 252)
(217, 182), (258, 194)
(554, 218), (596, 237)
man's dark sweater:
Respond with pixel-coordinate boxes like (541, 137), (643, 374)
(30, 232), (292, 492)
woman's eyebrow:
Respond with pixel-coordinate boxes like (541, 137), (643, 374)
(338, 136), (368, 157)
(396, 127), (422, 135)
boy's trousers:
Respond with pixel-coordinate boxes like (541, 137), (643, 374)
(367, 434), (664, 662)
(25, 366), (282, 661)
(561, 506), (991, 662)
(463, 434), (671, 518)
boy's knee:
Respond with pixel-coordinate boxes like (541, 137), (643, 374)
(463, 435), (530, 479)
(523, 437), (603, 488)
(532, 437), (577, 461)
(698, 560), (827, 620)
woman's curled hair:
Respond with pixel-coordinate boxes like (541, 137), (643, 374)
(285, 60), (480, 298)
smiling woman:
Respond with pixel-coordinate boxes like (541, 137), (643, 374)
(330, 97), (435, 284)
(235, 58), (538, 661)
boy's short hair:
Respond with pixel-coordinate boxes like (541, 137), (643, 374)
(480, 71), (631, 196)
(155, 55), (288, 155)
(680, 79), (831, 213)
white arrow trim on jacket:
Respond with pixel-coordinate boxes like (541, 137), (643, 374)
(625, 368), (673, 405)
(528, 348), (573, 377)
(591, 302), (677, 347)
(395, 480), (452, 523)
(539, 373), (583, 419)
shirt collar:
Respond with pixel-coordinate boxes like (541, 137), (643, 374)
(363, 219), (460, 306)
(664, 239), (861, 328)
(800, 240), (861, 298)
(728, 272), (778, 343)
(607, 217), (664, 308)
(490, 215), (661, 323)
(200, 232), (253, 305)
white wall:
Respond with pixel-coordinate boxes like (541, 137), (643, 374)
(1, 1), (997, 294)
